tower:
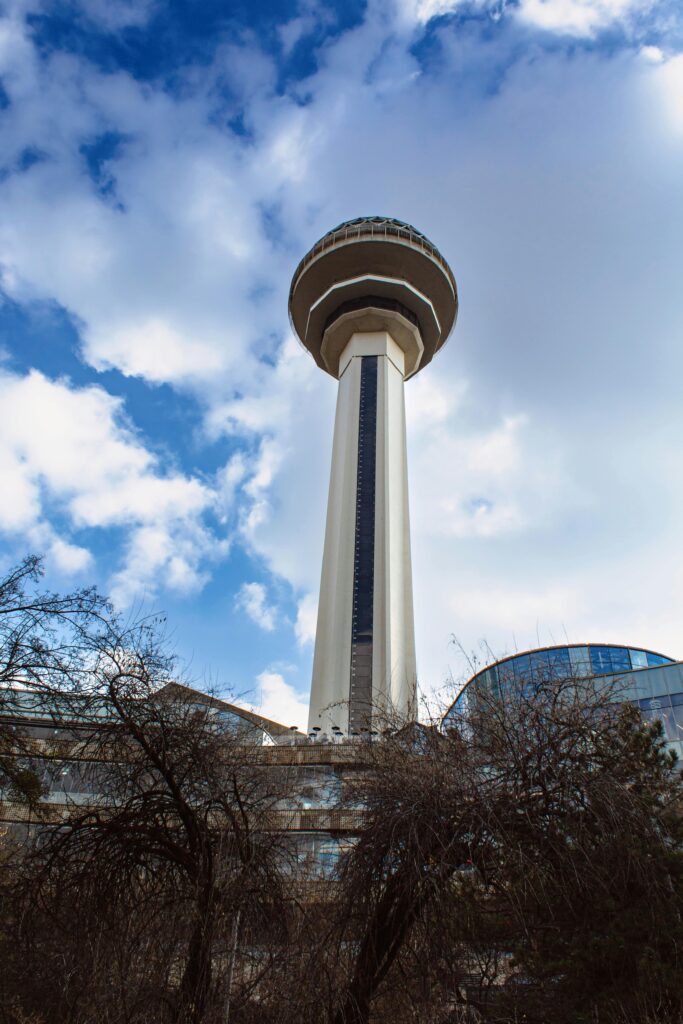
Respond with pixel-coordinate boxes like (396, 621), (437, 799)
(289, 217), (458, 735)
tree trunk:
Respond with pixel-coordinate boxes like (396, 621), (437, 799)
(177, 897), (215, 1024)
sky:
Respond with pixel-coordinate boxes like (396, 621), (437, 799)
(1, 0), (682, 729)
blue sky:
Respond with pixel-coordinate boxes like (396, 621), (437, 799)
(1, 0), (682, 727)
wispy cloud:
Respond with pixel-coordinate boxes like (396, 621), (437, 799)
(235, 582), (278, 632)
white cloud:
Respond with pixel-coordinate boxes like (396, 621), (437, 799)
(640, 44), (664, 63)
(398, 0), (656, 36)
(516, 0), (648, 35)
(49, 537), (93, 574)
(398, 0), (471, 25)
(0, 368), (224, 604)
(295, 593), (318, 647)
(253, 670), (309, 729)
(0, 19), (284, 394)
(235, 582), (277, 632)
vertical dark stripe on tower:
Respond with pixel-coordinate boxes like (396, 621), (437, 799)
(349, 355), (378, 733)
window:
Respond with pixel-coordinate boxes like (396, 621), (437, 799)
(629, 649), (649, 669)
(647, 652), (673, 667)
(529, 650), (550, 681)
(569, 646), (592, 677)
(590, 646), (610, 674)
(608, 647), (631, 673)
(547, 648), (572, 678)
(639, 695), (679, 741)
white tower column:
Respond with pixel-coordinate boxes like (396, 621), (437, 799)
(288, 216), (458, 739)
(308, 331), (416, 734)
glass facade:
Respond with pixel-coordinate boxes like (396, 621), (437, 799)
(0, 687), (360, 884)
(281, 767), (342, 810)
(41, 759), (106, 805)
(0, 689), (270, 743)
(444, 643), (682, 757)
(283, 833), (355, 880)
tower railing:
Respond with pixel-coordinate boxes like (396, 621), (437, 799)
(289, 216), (457, 300)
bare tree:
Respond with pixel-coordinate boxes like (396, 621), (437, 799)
(0, 555), (108, 805)
(323, 678), (683, 1024)
(2, 607), (292, 1024)
(2, 555), (683, 1024)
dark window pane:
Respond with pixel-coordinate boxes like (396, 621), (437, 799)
(529, 651), (550, 681)
(498, 660), (515, 687)
(607, 647), (631, 673)
(512, 655), (531, 683)
(639, 696), (677, 738)
(590, 646), (614, 675)
(547, 647), (572, 678)
(640, 695), (672, 710)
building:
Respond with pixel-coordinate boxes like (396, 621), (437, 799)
(0, 682), (363, 881)
(443, 642), (683, 761)
(289, 217), (458, 736)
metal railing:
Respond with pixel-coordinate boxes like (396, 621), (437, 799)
(290, 216), (456, 298)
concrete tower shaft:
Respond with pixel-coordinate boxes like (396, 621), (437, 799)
(289, 217), (458, 735)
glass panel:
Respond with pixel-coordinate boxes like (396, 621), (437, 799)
(661, 667), (683, 696)
(317, 837), (343, 879)
(639, 695), (677, 740)
(285, 834), (347, 880)
(529, 651), (550, 682)
(497, 660), (516, 688)
(647, 653), (673, 667)
(636, 671), (666, 700)
(569, 646), (592, 678)
(512, 655), (531, 684)
(547, 647), (572, 679)
(642, 695), (672, 710)
(622, 674), (649, 701)
(671, 704), (683, 741)
(453, 690), (468, 713)
(607, 647), (631, 673)
(670, 692), (683, 706)
(286, 768), (341, 809)
(590, 646), (614, 675)
(629, 649), (648, 669)
(660, 706), (678, 741)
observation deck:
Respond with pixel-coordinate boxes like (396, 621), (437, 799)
(289, 216), (458, 379)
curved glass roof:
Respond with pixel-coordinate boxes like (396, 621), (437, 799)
(445, 643), (675, 720)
